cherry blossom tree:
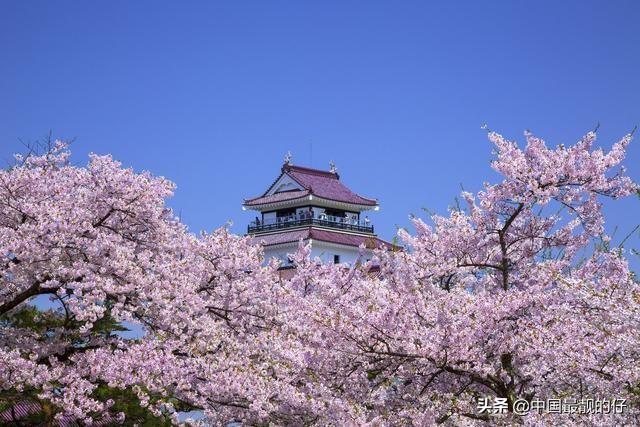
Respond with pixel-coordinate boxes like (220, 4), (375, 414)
(283, 129), (640, 425)
(0, 142), (322, 425)
(1, 129), (638, 426)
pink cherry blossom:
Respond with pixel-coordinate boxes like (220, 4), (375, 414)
(1, 130), (638, 425)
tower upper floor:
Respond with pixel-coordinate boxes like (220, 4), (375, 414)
(243, 159), (379, 236)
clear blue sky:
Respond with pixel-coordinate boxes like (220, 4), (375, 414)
(1, 1), (639, 264)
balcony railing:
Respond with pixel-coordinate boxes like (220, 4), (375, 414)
(248, 214), (374, 234)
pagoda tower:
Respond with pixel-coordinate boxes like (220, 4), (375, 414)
(243, 156), (394, 267)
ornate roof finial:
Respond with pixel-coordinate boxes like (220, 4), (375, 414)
(329, 160), (337, 174)
(284, 151), (292, 165)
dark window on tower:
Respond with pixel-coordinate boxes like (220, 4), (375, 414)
(333, 255), (340, 264)
(276, 208), (297, 218)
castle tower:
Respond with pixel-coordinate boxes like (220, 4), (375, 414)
(243, 158), (393, 267)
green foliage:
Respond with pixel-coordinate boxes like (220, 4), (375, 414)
(91, 385), (174, 426)
(0, 303), (174, 425)
(91, 306), (130, 338)
(1, 301), (130, 337)
(0, 305), (66, 332)
(0, 388), (51, 425)
(0, 386), (176, 426)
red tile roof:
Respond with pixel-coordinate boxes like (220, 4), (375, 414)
(252, 228), (310, 246)
(244, 189), (310, 205)
(244, 164), (378, 207)
(251, 227), (397, 250)
(1, 401), (115, 426)
(277, 264), (382, 279)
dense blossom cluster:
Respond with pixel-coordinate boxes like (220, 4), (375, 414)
(0, 131), (638, 425)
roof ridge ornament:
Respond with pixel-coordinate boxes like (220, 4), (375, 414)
(329, 160), (337, 174)
(284, 151), (293, 165)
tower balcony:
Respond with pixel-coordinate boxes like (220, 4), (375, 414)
(248, 213), (374, 234)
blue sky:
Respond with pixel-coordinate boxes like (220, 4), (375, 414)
(1, 1), (639, 265)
